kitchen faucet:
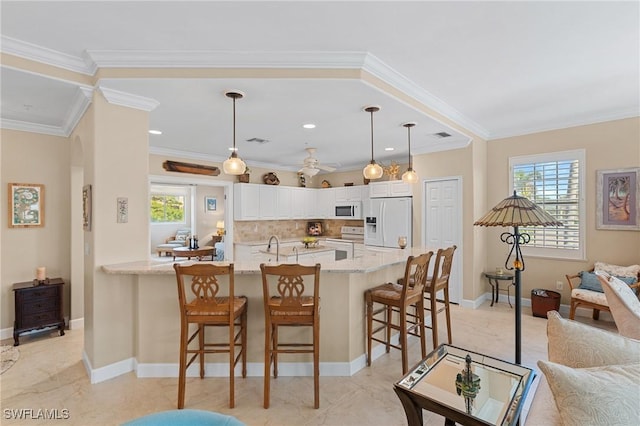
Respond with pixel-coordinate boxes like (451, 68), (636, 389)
(267, 235), (280, 261)
(292, 246), (299, 263)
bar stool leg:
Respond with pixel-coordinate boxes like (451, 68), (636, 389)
(444, 287), (452, 344)
(365, 293), (373, 366)
(199, 324), (205, 379)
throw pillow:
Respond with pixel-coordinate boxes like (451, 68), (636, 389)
(537, 360), (640, 426)
(594, 262), (640, 278)
(175, 234), (188, 242)
(578, 271), (636, 293)
(546, 310), (640, 368)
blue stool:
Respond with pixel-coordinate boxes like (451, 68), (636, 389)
(122, 409), (245, 426)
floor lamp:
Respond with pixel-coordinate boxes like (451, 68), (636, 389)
(474, 191), (562, 364)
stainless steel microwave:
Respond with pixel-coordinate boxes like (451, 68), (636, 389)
(335, 202), (362, 219)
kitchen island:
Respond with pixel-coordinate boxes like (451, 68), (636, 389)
(100, 246), (436, 381)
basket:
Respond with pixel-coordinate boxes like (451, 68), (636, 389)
(531, 289), (561, 318)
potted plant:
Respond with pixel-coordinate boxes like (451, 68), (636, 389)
(238, 166), (250, 183)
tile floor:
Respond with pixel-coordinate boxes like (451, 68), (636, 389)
(0, 301), (616, 425)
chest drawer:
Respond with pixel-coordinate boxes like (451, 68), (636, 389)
(12, 279), (65, 346)
(21, 297), (60, 315)
(19, 287), (58, 302)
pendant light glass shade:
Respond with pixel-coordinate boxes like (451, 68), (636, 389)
(222, 91), (246, 175)
(363, 105), (383, 179)
(401, 122), (419, 183)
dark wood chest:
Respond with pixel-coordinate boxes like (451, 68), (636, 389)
(13, 278), (65, 346)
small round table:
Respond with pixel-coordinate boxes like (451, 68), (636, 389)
(172, 246), (215, 261)
(483, 272), (515, 307)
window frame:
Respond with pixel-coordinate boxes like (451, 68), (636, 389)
(150, 185), (188, 225)
(509, 149), (586, 261)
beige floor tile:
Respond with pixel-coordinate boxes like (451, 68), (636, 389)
(0, 301), (616, 425)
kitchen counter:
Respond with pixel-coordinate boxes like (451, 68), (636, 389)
(96, 246), (438, 383)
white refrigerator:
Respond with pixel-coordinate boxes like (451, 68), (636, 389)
(364, 197), (412, 248)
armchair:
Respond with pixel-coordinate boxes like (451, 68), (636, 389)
(597, 271), (640, 340)
(566, 262), (640, 320)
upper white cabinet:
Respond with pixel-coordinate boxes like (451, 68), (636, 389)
(368, 181), (413, 198)
(290, 187), (306, 219)
(259, 185), (278, 219)
(334, 185), (363, 202)
(317, 188), (335, 218)
(276, 186), (292, 219)
(234, 183), (260, 220)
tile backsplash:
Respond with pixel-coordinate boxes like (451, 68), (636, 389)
(234, 219), (363, 242)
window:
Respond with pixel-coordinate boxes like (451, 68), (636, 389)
(150, 185), (187, 223)
(510, 149), (585, 260)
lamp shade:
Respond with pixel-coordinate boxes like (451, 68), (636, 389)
(402, 168), (419, 183)
(474, 191), (563, 227)
(222, 153), (246, 175)
(216, 221), (225, 229)
(363, 162), (383, 179)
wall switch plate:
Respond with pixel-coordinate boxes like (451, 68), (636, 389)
(556, 281), (563, 290)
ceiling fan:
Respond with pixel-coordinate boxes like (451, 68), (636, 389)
(298, 147), (336, 176)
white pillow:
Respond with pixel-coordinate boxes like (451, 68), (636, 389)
(537, 360), (640, 426)
(594, 262), (640, 279)
(546, 310), (640, 368)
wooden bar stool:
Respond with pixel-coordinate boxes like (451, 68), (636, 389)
(423, 245), (457, 349)
(173, 263), (247, 409)
(260, 263), (321, 409)
(365, 252), (433, 374)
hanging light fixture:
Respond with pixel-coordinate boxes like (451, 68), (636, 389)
(401, 122), (419, 184)
(362, 105), (384, 179)
(222, 90), (247, 175)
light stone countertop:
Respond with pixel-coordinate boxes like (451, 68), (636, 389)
(234, 237), (342, 247)
(102, 246), (435, 275)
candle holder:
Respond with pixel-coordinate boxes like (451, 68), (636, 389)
(32, 278), (50, 286)
(398, 236), (408, 249)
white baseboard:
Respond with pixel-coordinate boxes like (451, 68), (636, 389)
(0, 326), (13, 341)
(82, 350), (136, 384)
(69, 318), (84, 330)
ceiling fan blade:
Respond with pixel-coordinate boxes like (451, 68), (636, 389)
(317, 164), (336, 172)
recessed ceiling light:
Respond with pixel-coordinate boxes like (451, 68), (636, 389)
(148, 129), (162, 135)
(303, 123), (316, 129)
(384, 147), (395, 151)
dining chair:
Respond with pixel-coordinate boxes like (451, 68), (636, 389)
(173, 263), (247, 409)
(260, 263), (321, 409)
(365, 252), (433, 374)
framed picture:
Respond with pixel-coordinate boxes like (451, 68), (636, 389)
(205, 196), (217, 212)
(83, 184), (92, 231)
(117, 197), (128, 223)
(596, 167), (640, 231)
(8, 183), (44, 228)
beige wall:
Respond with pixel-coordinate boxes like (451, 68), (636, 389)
(485, 117), (640, 305)
(1, 129), (72, 331)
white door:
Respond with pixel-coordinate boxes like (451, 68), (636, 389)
(423, 178), (462, 304)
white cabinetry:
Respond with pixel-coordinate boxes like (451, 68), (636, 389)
(335, 185), (363, 202)
(259, 185), (277, 219)
(369, 181), (413, 198)
(234, 183), (260, 220)
(290, 188), (306, 219)
(276, 186), (292, 219)
(317, 188), (335, 218)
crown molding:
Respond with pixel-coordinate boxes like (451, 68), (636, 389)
(487, 107), (640, 140)
(361, 53), (489, 140)
(86, 50), (369, 69)
(148, 147), (227, 163)
(1, 118), (68, 137)
(97, 86), (159, 111)
(62, 87), (93, 136)
(1, 36), (96, 75)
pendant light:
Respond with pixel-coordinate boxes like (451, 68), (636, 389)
(222, 90), (247, 175)
(363, 105), (383, 179)
(401, 122), (419, 184)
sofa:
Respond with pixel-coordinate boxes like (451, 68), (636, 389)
(528, 311), (640, 426)
(156, 228), (190, 256)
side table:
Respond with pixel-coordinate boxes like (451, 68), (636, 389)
(13, 278), (65, 346)
(172, 246), (215, 261)
(483, 272), (515, 307)
(394, 344), (534, 426)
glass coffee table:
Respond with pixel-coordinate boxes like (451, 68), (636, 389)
(394, 344), (534, 426)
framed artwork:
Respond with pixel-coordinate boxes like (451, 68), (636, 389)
(596, 167), (640, 231)
(8, 183), (44, 228)
(117, 197), (128, 223)
(83, 185), (92, 231)
(205, 196), (217, 212)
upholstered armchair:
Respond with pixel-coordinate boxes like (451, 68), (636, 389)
(156, 229), (191, 256)
(565, 262), (640, 320)
(597, 271), (640, 340)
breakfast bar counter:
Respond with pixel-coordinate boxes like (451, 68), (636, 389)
(101, 247), (435, 379)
